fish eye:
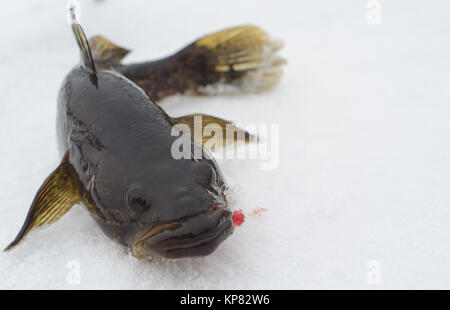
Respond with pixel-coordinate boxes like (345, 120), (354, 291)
(126, 183), (150, 217)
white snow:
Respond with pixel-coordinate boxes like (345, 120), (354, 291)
(1, 0), (450, 289)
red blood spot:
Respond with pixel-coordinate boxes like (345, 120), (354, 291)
(232, 210), (246, 227)
(250, 208), (267, 216)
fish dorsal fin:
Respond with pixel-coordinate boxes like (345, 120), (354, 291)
(89, 35), (130, 67)
(4, 152), (81, 251)
(69, 7), (96, 74)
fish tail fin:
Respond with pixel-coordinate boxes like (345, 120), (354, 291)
(4, 153), (81, 252)
(119, 25), (286, 101)
(192, 25), (286, 95)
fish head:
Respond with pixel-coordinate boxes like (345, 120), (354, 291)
(128, 157), (234, 259)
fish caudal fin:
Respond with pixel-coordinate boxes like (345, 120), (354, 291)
(173, 114), (257, 152)
(4, 153), (81, 252)
(193, 25), (286, 95)
(118, 25), (285, 102)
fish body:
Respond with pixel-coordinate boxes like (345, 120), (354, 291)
(57, 67), (232, 258)
(5, 15), (285, 259)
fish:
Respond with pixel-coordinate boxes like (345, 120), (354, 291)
(4, 12), (285, 259)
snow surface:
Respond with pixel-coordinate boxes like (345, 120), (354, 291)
(1, 0), (450, 289)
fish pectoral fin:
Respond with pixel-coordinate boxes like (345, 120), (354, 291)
(4, 152), (81, 252)
(173, 114), (257, 151)
(89, 35), (130, 67)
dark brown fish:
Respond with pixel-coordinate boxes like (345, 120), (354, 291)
(4, 16), (285, 259)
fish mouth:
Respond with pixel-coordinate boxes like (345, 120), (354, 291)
(132, 208), (233, 259)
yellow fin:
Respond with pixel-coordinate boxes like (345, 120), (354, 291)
(173, 114), (257, 151)
(4, 152), (81, 251)
(195, 25), (286, 94)
(89, 35), (130, 67)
